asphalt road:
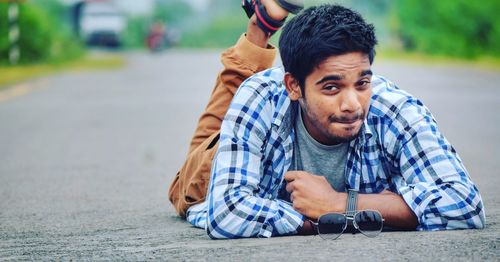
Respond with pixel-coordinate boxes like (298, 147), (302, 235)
(1, 50), (499, 261)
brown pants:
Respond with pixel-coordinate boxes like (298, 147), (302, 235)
(168, 34), (277, 217)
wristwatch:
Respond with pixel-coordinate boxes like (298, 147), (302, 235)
(346, 189), (358, 220)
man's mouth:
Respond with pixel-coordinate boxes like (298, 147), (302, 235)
(336, 118), (359, 124)
(329, 113), (363, 124)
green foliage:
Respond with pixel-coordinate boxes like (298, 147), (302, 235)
(123, 0), (192, 49)
(393, 0), (500, 58)
(0, 5), (11, 62)
(180, 14), (247, 48)
(123, 16), (149, 49)
(0, 3), (52, 64)
(153, 0), (191, 23)
(31, 0), (68, 25)
(0, 2), (83, 65)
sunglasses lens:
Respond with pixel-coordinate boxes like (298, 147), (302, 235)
(317, 213), (346, 239)
(354, 210), (383, 237)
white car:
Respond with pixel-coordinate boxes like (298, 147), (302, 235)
(80, 1), (126, 47)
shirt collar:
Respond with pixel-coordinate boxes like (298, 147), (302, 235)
(351, 119), (373, 149)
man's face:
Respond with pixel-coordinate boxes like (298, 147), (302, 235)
(294, 52), (373, 145)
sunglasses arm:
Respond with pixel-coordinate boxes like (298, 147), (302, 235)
(308, 220), (319, 235)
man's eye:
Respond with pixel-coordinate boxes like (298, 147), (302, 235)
(359, 80), (370, 86)
(357, 80), (371, 89)
(323, 85), (338, 91)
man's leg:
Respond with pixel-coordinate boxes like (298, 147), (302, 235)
(168, 1), (290, 217)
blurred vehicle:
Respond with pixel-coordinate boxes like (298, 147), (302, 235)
(80, 1), (126, 48)
(146, 22), (166, 52)
(146, 22), (181, 52)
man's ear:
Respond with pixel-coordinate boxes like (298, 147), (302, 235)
(284, 72), (302, 101)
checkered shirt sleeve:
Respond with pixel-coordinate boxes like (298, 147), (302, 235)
(205, 71), (303, 239)
(371, 78), (485, 230)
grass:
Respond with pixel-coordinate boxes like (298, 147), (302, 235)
(179, 14), (247, 48)
(0, 54), (125, 90)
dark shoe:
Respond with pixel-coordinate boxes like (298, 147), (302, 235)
(242, 0), (304, 36)
(275, 0), (304, 14)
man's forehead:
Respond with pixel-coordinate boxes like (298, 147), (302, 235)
(312, 53), (371, 78)
(318, 52), (370, 69)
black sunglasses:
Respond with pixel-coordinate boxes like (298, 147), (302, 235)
(310, 210), (384, 240)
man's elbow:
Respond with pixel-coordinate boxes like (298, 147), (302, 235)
(205, 212), (244, 239)
(206, 217), (230, 240)
(205, 207), (228, 239)
(206, 226), (228, 240)
(205, 202), (247, 239)
(451, 187), (486, 230)
(470, 208), (486, 229)
(438, 182), (486, 230)
(474, 217), (486, 229)
(446, 214), (485, 230)
(418, 207), (486, 230)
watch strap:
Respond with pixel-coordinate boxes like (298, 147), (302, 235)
(346, 189), (358, 218)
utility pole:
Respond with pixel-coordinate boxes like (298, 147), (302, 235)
(8, 0), (20, 64)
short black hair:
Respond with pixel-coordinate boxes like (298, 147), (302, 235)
(279, 4), (377, 88)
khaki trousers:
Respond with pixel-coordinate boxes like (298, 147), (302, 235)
(168, 34), (276, 217)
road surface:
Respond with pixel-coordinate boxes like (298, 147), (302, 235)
(1, 51), (499, 260)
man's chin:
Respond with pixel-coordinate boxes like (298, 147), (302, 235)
(332, 134), (358, 144)
(324, 131), (358, 144)
(329, 124), (362, 143)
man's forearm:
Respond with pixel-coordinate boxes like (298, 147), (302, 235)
(285, 172), (418, 232)
(329, 190), (418, 230)
(357, 190), (418, 229)
(298, 190), (418, 235)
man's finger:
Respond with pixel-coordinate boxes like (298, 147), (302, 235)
(285, 180), (295, 193)
(284, 171), (300, 182)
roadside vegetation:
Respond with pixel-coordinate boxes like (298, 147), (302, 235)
(392, 0), (500, 59)
(146, 0), (500, 66)
(1, 0), (499, 90)
(0, 0), (123, 89)
(0, 0), (83, 65)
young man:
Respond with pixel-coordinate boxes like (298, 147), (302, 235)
(169, 2), (485, 239)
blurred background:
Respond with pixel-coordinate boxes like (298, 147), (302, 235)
(1, 0), (500, 70)
(1, 1), (500, 259)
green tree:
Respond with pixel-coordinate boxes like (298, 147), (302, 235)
(0, 2), (83, 65)
(0, 3), (53, 64)
(393, 0), (500, 58)
(153, 0), (191, 23)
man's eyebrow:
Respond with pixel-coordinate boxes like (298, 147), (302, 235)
(360, 69), (373, 77)
(315, 75), (343, 85)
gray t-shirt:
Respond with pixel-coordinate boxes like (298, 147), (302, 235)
(290, 110), (348, 192)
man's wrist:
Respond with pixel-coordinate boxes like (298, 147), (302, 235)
(328, 191), (347, 214)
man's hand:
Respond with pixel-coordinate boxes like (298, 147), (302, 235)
(284, 171), (418, 230)
(284, 171), (346, 220)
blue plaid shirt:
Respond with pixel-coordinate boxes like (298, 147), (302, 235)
(186, 67), (485, 239)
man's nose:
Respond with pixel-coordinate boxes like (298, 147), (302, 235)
(339, 89), (361, 112)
